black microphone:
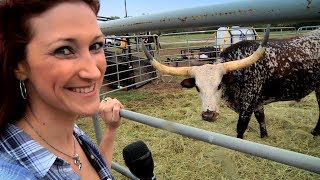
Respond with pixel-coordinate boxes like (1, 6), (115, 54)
(123, 141), (156, 180)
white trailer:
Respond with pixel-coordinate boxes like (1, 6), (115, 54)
(215, 26), (257, 51)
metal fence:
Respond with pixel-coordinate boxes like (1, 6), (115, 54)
(156, 26), (297, 68)
(92, 108), (320, 178)
(101, 25), (319, 91)
(101, 34), (159, 95)
(298, 25), (320, 32)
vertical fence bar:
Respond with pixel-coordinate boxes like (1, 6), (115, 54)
(92, 113), (102, 144)
(92, 113), (138, 179)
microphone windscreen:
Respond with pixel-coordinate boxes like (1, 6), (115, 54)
(122, 141), (155, 180)
(123, 140), (150, 163)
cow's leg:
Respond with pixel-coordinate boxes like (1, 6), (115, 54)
(254, 106), (268, 138)
(237, 99), (256, 138)
(237, 110), (254, 139)
(236, 74), (262, 139)
(311, 88), (320, 136)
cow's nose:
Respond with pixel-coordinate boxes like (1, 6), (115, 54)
(202, 110), (219, 122)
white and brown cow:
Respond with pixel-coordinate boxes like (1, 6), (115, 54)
(143, 26), (320, 139)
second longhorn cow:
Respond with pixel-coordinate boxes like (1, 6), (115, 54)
(142, 25), (320, 139)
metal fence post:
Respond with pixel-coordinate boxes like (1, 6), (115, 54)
(92, 113), (138, 179)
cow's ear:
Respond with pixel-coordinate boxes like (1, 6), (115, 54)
(180, 78), (196, 88)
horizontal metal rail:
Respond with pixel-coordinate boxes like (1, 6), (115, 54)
(99, 0), (320, 35)
(93, 107), (320, 179)
(111, 162), (139, 180)
(118, 109), (320, 174)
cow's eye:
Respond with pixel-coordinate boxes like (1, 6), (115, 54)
(217, 84), (222, 90)
(195, 86), (200, 92)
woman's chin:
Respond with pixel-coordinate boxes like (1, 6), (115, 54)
(75, 104), (100, 117)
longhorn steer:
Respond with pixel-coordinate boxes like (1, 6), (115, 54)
(143, 26), (320, 139)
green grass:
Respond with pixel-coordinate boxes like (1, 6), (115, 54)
(79, 79), (320, 180)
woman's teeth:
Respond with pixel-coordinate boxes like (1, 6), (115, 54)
(72, 85), (94, 93)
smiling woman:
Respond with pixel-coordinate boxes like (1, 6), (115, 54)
(0, 0), (123, 179)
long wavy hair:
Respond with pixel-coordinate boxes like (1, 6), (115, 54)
(0, 0), (100, 133)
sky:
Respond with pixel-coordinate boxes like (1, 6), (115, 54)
(98, 0), (238, 18)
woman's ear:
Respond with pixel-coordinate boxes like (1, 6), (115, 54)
(14, 61), (28, 80)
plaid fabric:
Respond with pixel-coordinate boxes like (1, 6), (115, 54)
(0, 123), (114, 180)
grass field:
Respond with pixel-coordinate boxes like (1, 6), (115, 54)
(78, 78), (320, 180)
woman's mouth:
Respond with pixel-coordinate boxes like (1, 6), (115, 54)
(70, 84), (95, 93)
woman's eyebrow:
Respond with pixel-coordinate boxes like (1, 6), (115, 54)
(92, 34), (105, 41)
(48, 34), (105, 46)
(47, 37), (76, 47)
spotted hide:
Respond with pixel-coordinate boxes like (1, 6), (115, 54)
(187, 29), (320, 138)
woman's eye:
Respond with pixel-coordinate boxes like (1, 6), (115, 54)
(54, 46), (74, 58)
(90, 42), (104, 52)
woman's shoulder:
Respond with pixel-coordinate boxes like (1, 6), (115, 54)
(0, 123), (56, 179)
(0, 157), (36, 180)
(0, 136), (36, 179)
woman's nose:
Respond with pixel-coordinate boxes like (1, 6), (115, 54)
(78, 54), (103, 80)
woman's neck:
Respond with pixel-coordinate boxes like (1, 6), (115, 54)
(17, 105), (78, 149)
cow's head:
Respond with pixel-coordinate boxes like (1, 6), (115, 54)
(143, 25), (270, 122)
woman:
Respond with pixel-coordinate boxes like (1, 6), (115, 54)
(0, 0), (123, 179)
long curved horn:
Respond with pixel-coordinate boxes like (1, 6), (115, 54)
(142, 41), (191, 76)
(223, 24), (270, 72)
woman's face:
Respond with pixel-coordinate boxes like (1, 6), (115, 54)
(23, 2), (106, 116)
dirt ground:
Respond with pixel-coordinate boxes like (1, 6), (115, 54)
(138, 79), (182, 92)
(101, 75), (184, 94)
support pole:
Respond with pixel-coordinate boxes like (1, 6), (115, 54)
(92, 113), (138, 179)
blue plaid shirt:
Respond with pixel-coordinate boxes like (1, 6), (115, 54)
(0, 123), (114, 180)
